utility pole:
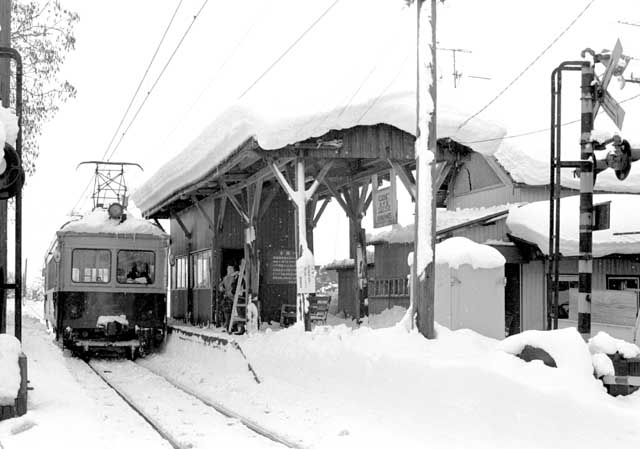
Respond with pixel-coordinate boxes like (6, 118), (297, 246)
(413, 0), (436, 338)
(0, 0), (10, 334)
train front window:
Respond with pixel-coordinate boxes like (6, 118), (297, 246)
(117, 250), (155, 285)
(71, 249), (111, 283)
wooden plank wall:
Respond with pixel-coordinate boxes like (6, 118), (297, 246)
(169, 190), (297, 324)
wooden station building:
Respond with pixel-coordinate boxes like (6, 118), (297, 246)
(132, 93), (506, 325)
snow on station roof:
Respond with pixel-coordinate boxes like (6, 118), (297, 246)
(367, 204), (516, 245)
(506, 194), (640, 257)
(132, 92), (506, 217)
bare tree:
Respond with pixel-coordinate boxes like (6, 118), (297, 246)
(11, 0), (79, 175)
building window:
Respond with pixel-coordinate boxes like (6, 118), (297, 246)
(191, 250), (211, 289)
(72, 249), (111, 283)
(553, 275), (578, 319)
(607, 276), (640, 291)
(117, 250), (156, 285)
(174, 255), (188, 290)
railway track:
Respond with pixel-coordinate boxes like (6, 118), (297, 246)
(86, 359), (304, 449)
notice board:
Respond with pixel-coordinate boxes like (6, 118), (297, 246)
(266, 249), (296, 284)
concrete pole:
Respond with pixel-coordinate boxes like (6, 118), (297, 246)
(0, 0), (10, 334)
(578, 63), (595, 339)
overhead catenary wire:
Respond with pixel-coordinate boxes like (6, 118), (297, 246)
(71, 0), (186, 215)
(457, 0), (597, 131)
(106, 0), (211, 162)
(237, 0), (342, 100)
(462, 91), (640, 145)
(100, 0), (184, 161)
(160, 3), (271, 146)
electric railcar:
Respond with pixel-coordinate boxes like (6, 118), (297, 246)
(44, 204), (169, 359)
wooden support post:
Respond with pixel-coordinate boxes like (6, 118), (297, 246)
(413, 0), (437, 338)
(269, 158), (330, 331)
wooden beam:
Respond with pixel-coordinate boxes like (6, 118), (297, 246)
(220, 182), (250, 224)
(322, 178), (357, 222)
(268, 161), (297, 201)
(250, 179), (263, 222)
(192, 196), (215, 231)
(153, 218), (166, 232)
(258, 185), (279, 221)
(217, 196), (227, 231)
(171, 211), (192, 240)
(312, 197), (331, 228)
(306, 160), (335, 198)
(356, 182), (370, 216)
(363, 191), (372, 215)
(387, 159), (416, 201)
(434, 161), (453, 191)
(342, 187), (358, 219)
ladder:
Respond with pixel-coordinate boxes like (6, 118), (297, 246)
(228, 259), (248, 333)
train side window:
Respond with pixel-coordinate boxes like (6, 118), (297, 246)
(71, 249), (111, 283)
(117, 250), (156, 285)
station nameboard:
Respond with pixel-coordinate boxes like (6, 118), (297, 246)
(372, 171), (398, 228)
(266, 249), (296, 284)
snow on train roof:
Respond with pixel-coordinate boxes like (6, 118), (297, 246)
(506, 194), (640, 257)
(57, 209), (168, 238)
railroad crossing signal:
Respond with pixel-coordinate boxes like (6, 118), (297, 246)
(593, 39), (627, 129)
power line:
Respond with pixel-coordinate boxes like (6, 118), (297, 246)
(457, 0), (597, 131)
(71, 1), (185, 215)
(357, 51), (411, 124)
(100, 0), (184, 161)
(462, 91), (640, 145)
(237, 0), (342, 100)
(106, 0), (211, 161)
(160, 3), (270, 146)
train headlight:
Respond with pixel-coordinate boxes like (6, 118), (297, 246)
(108, 202), (124, 220)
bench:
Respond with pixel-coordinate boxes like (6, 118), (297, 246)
(309, 295), (330, 325)
(279, 295), (331, 327)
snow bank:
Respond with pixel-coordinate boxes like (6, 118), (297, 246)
(506, 194), (640, 257)
(589, 331), (640, 359)
(591, 353), (615, 378)
(499, 327), (593, 377)
(0, 334), (21, 405)
(58, 209), (168, 238)
(0, 106), (19, 148)
(368, 204), (514, 245)
(436, 237), (505, 269)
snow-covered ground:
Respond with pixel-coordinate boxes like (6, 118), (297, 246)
(148, 308), (640, 449)
(0, 302), (171, 449)
(3, 302), (640, 448)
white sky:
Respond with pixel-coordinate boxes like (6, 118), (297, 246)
(14, 0), (640, 277)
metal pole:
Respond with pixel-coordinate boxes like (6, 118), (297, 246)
(413, 0), (436, 339)
(553, 70), (563, 331)
(578, 63), (595, 339)
(0, 0), (10, 334)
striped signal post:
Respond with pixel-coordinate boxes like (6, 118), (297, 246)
(578, 63), (595, 339)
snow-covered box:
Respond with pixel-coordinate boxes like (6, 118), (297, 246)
(435, 237), (506, 339)
(0, 334), (27, 420)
